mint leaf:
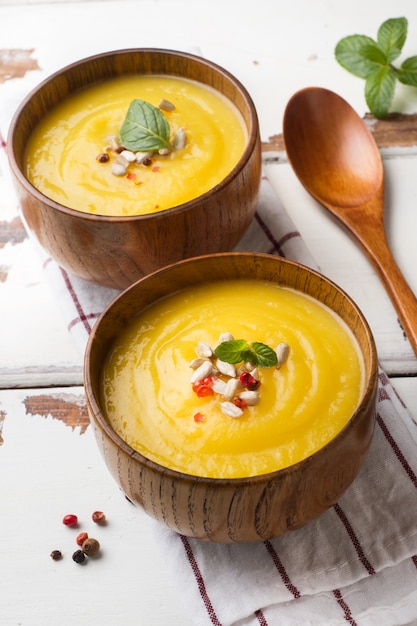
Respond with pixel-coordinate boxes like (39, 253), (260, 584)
(365, 66), (396, 118)
(335, 35), (381, 78)
(214, 340), (278, 368)
(377, 17), (407, 62)
(250, 342), (278, 368)
(398, 55), (417, 87)
(119, 99), (171, 152)
(335, 17), (417, 118)
(214, 340), (250, 364)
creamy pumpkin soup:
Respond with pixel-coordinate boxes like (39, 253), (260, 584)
(24, 75), (247, 216)
(100, 279), (364, 479)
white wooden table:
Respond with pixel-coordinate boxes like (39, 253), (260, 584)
(0, 1), (416, 624)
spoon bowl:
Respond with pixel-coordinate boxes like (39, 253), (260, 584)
(283, 87), (417, 358)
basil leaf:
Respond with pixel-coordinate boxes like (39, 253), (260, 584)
(214, 340), (249, 364)
(119, 99), (171, 152)
(377, 17), (407, 61)
(398, 55), (417, 87)
(335, 35), (381, 78)
(365, 66), (396, 119)
(250, 342), (278, 368)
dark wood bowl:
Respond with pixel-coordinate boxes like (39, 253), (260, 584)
(84, 252), (378, 543)
(7, 49), (261, 289)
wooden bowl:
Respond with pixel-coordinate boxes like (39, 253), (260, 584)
(84, 252), (378, 543)
(7, 49), (261, 289)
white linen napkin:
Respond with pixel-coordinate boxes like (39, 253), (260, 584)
(24, 173), (417, 625)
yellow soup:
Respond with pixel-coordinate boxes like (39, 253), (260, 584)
(100, 280), (364, 479)
(25, 75), (247, 216)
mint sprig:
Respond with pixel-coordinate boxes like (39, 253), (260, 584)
(335, 17), (417, 118)
(214, 340), (278, 368)
(119, 99), (172, 152)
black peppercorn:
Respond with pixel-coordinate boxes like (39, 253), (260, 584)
(72, 549), (86, 564)
(96, 153), (110, 163)
(50, 550), (62, 561)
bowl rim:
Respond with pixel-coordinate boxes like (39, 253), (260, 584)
(7, 47), (260, 223)
(84, 251), (378, 485)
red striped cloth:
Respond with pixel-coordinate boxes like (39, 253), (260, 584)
(32, 173), (417, 625)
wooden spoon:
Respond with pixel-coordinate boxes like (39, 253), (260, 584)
(283, 86), (417, 358)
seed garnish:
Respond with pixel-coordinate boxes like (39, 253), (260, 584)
(189, 334), (290, 421)
(96, 98), (187, 179)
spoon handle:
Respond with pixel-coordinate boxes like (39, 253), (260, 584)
(344, 207), (417, 359)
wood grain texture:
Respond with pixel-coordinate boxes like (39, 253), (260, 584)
(0, 48), (40, 83)
(23, 392), (89, 433)
(8, 49), (261, 289)
(263, 113), (417, 154)
(283, 88), (417, 358)
(0, 216), (27, 248)
(85, 252), (378, 543)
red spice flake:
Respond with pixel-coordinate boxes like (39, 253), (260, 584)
(152, 166), (160, 172)
(196, 385), (214, 398)
(233, 397), (247, 409)
(126, 171), (136, 180)
(62, 514), (78, 527)
(192, 377), (214, 397)
(239, 372), (260, 391)
(194, 412), (206, 423)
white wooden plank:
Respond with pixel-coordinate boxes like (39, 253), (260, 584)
(264, 159), (417, 374)
(0, 386), (192, 626)
(392, 377), (417, 423)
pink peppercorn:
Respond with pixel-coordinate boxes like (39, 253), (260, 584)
(92, 511), (106, 524)
(239, 372), (260, 391)
(76, 532), (88, 547)
(62, 514), (78, 527)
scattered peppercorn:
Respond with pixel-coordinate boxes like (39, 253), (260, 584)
(233, 397), (247, 409)
(76, 531), (88, 547)
(239, 372), (260, 391)
(96, 153), (110, 163)
(72, 549), (86, 564)
(50, 550), (63, 561)
(92, 511), (106, 524)
(82, 537), (100, 557)
(142, 157), (152, 167)
(62, 514), (78, 527)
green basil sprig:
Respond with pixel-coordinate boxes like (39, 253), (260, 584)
(335, 17), (417, 118)
(119, 99), (172, 152)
